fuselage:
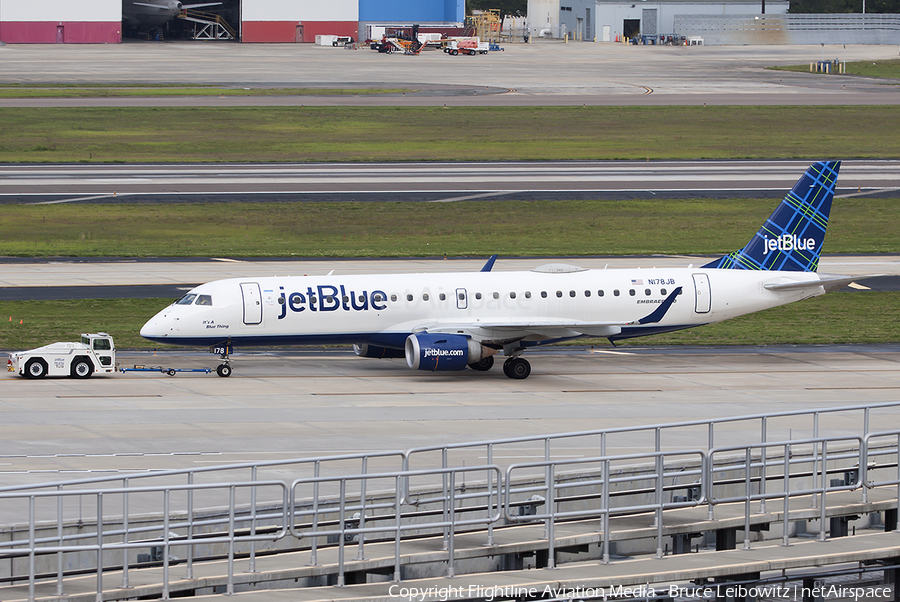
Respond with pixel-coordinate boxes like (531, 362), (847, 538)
(123, 1), (183, 28)
(140, 266), (823, 349)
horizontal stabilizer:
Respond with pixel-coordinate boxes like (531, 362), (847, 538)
(764, 274), (886, 293)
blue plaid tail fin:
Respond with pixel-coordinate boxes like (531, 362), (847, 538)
(702, 161), (840, 272)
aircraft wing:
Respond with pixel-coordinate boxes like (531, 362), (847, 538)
(764, 274), (886, 293)
(415, 287), (682, 340)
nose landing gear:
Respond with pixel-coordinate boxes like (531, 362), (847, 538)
(214, 342), (232, 377)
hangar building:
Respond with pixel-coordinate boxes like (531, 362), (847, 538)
(0, 0), (122, 44)
(0, 0), (464, 44)
(527, 0), (787, 41)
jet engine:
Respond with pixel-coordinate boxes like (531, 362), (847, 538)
(404, 333), (494, 372)
(353, 343), (406, 359)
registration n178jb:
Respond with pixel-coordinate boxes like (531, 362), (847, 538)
(141, 161), (875, 379)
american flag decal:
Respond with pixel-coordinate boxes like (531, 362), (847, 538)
(631, 279), (643, 285)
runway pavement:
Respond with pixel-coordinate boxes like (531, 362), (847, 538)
(2, 160), (900, 204)
(1, 345), (899, 492)
(1, 42), (899, 107)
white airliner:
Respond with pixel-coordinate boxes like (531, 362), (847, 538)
(141, 161), (875, 379)
(123, 0), (222, 30)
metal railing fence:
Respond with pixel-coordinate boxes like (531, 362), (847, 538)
(0, 480), (288, 601)
(2, 402), (900, 601)
(290, 464), (502, 585)
(504, 449), (707, 565)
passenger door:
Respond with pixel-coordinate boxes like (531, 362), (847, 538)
(692, 273), (711, 314)
(241, 282), (263, 325)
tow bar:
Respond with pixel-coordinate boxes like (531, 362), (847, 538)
(121, 365), (213, 377)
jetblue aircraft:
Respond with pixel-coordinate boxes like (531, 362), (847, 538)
(141, 161), (872, 379)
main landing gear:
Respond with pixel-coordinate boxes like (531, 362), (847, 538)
(468, 352), (532, 379)
(503, 357), (531, 380)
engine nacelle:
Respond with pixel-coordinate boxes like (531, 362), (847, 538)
(405, 333), (491, 372)
(353, 343), (406, 359)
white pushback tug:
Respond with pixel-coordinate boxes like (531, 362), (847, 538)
(8, 333), (116, 379)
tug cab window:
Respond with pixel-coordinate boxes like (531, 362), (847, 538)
(92, 338), (112, 351)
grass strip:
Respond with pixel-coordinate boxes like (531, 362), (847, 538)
(0, 292), (895, 352)
(769, 58), (900, 79)
(3, 106), (900, 163)
(1, 197), (896, 257)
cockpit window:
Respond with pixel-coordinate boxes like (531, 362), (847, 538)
(196, 295), (213, 306)
(175, 294), (197, 305)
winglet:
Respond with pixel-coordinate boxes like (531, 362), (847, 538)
(480, 255), (498, 272)
(703, 161), (840, 272)
(638, 287), (682, 325)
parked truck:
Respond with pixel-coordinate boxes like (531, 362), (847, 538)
(8, 333), (116, 379)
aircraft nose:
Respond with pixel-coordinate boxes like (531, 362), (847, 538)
(140, 315), (168, 339)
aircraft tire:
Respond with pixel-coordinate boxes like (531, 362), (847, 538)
(468, 356), (494, 371)
(25, 358), (47, 379)
(216, 364), (232, 378)
(503, 357), (531, 380)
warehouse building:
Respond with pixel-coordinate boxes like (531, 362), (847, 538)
(527, 0), (787, 42)
(0, 0), (463, 44)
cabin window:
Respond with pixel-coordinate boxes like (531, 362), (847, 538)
(613, 290), (620, 297)
(423, 293), (429, 301)
(196, 295), (213, 306)
(661, 288), (667, 296)
(390, 294), (397, 302)
(342, 295), (349, 304)
(310, 294), (317, 304)
(569, 290), (576, 298)
(325, 295), (335, 304)
(361, 295), (367, 303)
(541, 291), (547, 298)
(525, 291), (532, 298)
(510, 292), (516, 299)
(584, 290), (591, 297)
(440, 293), (446, 301)
(629, 289), (636, 296)
(644, 289), (651, 296)
(598, 290), (605, 297)
(459, 292), (466, 300)
(176, 294), (197, 306)
(475, 292), (483, 300)
(406, 294), (413, 302)
(493, 292), (500, 299)
(556, 291), (563, 298)
(372, 293), (383, 302)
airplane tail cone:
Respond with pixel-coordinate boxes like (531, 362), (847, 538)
(703, 161), (840, 272)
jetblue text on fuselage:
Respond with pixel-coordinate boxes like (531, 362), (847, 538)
(762, 234), (816, 256)
(277, 286), (388, 319)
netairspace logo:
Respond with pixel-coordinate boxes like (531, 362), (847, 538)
(762, 233), (817, 256)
